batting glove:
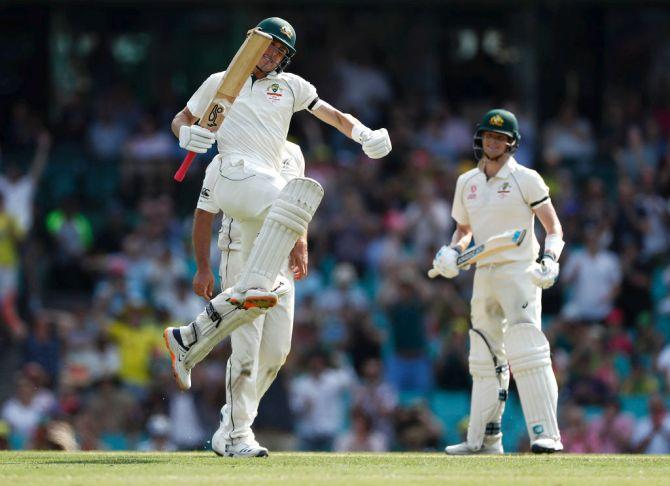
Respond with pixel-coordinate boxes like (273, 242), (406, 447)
(352, 125), (392, 159)
(179, 124), (216, 153)
(530, 255), (560, 289)
(432, 245), (460, 279)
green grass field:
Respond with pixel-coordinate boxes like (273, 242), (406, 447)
(1, 452), (669, 485)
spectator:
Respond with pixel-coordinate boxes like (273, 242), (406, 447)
(290, 350), (355, 451)
(137, 414), (177, 452)
(334, 408), (388, 452)
(351, 358), (397, 442)
(378, 270), (433, 393)
(393, 400), (443, 451)
(1, 375), (54, 448)
(631, 394), (670, 454)
(562, 228), (622, 322)
(0, 193), (25, 337)
(587, 399), (634, 453)
(0, 130), (50, 233)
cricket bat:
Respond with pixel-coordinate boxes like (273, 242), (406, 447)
(428, 229), (527, 278)
(174, 28), (273, 182)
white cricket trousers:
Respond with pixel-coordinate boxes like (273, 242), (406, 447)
(206, 155), (288, 262)
(470, 260), (542, 360)
(217, 249), (294, 442)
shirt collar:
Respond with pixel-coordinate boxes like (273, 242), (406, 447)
(477, 157), (518, 179)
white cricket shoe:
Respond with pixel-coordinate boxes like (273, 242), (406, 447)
(227, 288), (278, 310)
(163, 327), (191, 391)
(227, 276), (291, 310)
(445, 438), (504, 455)
(531, 438), (563, 453)
(212, 428), (268, 458)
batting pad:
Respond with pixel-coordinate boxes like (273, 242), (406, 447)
(236, 177), (324, 292)
(504, 323), (561, 442)
(184, 292), (266, 370)
(467, 330), (509, 450)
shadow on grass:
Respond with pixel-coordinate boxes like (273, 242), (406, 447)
(20, 457), (169, 465)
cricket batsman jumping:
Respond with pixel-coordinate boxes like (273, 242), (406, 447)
(163, 17), (392, 457)
(431, 109), (565, 454)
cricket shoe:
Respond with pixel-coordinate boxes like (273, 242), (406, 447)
(163, 327), (191, 391)
(445, 438), (504, 455)
(531, 438), (563, 454)
(226, 276), (291, 310)
(212, 429), (268, 458)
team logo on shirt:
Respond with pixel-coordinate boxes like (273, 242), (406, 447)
(467, 185), (477, 200)
(266, 83), (284, 104)
(200, 188), (210, 199)
(497, 182), (511, 198)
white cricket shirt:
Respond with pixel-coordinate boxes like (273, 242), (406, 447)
(187, 71), (317, 174)
(452, 157), (550, 266)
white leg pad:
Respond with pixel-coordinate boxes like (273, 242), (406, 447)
(183, 291), (266, 370)
(236, 177), (324, 292)
(504, 323), (561, 443)
(466, 329), (509, 450)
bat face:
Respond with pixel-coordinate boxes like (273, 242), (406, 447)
(427, 229), (527, 278)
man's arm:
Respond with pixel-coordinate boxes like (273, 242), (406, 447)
(172, 106), (215, 154)
(310, 100), (391, 159)
(172, 107), (198, 138)
(29, 131), (51, 182)
(289, 231), (308, 280)
(531, 201), (565, 289)
(310, 101), (359, 139)
(533, 201), (564, 261)
(192, 208), (216, 300)
(450, 223), (473, 253)
(431, 223), (472, 279)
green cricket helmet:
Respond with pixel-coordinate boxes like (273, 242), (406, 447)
(473, 109), (521, 161)
(256, 17), (296, 72)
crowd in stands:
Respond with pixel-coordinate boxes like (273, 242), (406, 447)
(1, 11), (670, 454)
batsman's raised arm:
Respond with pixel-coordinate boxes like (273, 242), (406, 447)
(310, 100), (392, 159)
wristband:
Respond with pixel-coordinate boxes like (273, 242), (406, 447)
(351, 124), (371, 144)
(544, 234), (565, 260)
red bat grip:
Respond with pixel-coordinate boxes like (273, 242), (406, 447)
(174, 151), (197, 182)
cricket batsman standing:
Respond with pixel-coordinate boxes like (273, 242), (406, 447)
(432, 109), (565, 454)
(163, 17), (391, 455)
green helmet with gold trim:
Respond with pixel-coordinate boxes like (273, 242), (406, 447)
(473, 108), (521, 161)
(256, 17), (296, 73)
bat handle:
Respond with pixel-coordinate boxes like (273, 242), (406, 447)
(427, 268), (439, 278)
(174, 151), (197, 182)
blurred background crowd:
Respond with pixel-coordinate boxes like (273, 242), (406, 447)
(1, 1), (670, 454)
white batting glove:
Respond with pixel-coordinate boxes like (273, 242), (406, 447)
(352, 125), (392, 159)
(179, 125), (216, 153)
(432, 245), (460, 279)
(530, 256), (560, 289)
